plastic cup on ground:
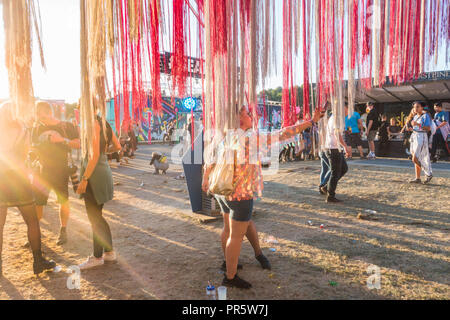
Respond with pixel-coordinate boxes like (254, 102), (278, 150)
(218, 286), (227, 300)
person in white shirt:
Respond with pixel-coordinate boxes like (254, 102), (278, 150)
(409, 101), (433, 184)
(324, 113), (351, 203)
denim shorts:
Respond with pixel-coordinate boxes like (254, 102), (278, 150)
(214, 195), (254, 222)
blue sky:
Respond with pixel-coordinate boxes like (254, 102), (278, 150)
(0, 0), (447, 103)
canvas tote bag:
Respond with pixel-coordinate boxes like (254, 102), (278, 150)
(208, 136), (237, 197)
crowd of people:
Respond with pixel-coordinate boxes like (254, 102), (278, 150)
(0, 97), (448, 293)
(0, 100), (121, 275)
(403, 101), (449, 183)
(280, 101), (449, 164)
(203, 100), (448, 289)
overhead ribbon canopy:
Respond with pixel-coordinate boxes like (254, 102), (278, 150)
(2, 0), (45, 122)
(203, 0), (276, 150)
(4, 0), (447, 155)
(284, 0), (450, 130)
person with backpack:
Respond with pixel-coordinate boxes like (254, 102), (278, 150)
(409, 102), (433, 184)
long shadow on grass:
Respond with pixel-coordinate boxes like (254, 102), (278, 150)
(263, 181), (450, 227)
(254, 182), (449, 286)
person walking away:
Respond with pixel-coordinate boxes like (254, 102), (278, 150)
(378, 114), (390, 157)
(324, 114), (350, 203)
(0, 102), (56, 275)
(203, 106), (325, 289)
(366, 102), (380, 159)
(32, 101), (80, 245)
(431, 102), (449, 162)
(77, 116), (121, 270)
(409, 102), (433, 184)
(344, 104), (365, 159)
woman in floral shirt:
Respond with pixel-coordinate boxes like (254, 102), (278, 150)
(204, 106), (324, 289)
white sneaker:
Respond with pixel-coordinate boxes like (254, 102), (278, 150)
(103, 251), (117, 262)
(78, 256), (104, 270)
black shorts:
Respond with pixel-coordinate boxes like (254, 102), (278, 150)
(344, 132), (363, 148)
(33, 169), (69, 205)
(0, 170), (35, 208)
(215, 196), (254, 222)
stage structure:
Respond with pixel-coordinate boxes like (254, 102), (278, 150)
(106, 94), (202, 142)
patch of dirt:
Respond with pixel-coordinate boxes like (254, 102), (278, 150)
(0, 145), (449, 300)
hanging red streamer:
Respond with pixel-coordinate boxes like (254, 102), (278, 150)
(173, 0), (187, 97)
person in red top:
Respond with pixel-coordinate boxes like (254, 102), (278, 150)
(204, 106), (325, 289)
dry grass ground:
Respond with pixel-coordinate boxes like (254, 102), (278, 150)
(0, 144), (449, 300)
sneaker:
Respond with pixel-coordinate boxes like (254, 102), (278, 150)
(78, 256), (104, 270)
(56, 228), (68, 246)
(423, 175), (433, 185)
(33, 256), (56, 275)
(409, 178), (421, 184)
(326, 196), (343, 203)
(221, 261), (243, 272)
(103, 251), (117, 263)
(222, 274), (252, 289)
(255, 254), (271, 270)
